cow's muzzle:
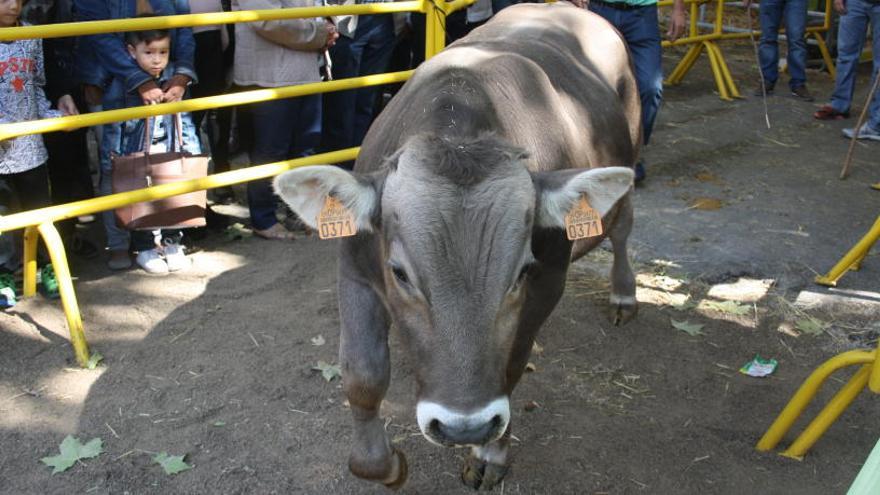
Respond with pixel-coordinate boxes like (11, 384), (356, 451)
(416, 397), (510, 447)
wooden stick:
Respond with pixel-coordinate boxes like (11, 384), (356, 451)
(840, 70), (880, 180)
(746, 5), (771, 129)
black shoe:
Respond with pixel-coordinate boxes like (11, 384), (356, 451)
(634, 162), (646, 186)
(791, 85), (815, 102)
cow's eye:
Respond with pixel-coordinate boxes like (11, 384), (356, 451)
(389, 263), (410, 285)
(514, 262), (535, 289)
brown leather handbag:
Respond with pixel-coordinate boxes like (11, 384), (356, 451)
(112, 115), (209, 230)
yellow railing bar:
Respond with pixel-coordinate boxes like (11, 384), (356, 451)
(757, 349), (876, 456)
(0, 2), (424, 41)
(0, 148), (360, 234)
(780, 364), (872, 459)
(0, 71), (413, 142)
(815, 215), (880, 287)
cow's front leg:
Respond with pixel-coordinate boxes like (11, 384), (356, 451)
(608, 193), (637, 325)
(339, 272), (407, 488)
(461, 427), (511, 491)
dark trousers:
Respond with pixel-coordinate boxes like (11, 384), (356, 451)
(192, 29), (233, 175)
(44, 125), (94, 242)
(322, 14), (396, 168)
(247, 94), (322, 230)
(0, 165), (52, 268)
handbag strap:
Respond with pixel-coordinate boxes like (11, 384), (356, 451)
(141, 111), (186, 153)
(173, 113), (184, 153)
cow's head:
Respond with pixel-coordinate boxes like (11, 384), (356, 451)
(274, 134), (632, 448)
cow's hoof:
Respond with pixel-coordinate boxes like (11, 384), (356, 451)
(461, 454), (509, 491)
(382, 449), (408, 490)
(609, 301), (638, 326)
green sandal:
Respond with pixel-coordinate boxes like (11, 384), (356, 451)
(39, 264), (60, 300)
(0, 272), (16, 309)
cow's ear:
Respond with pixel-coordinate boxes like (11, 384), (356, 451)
(273, 166), (381, 232)
(532, 167), (634, 228)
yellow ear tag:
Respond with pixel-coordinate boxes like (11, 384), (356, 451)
(564, 196), (603, 240)
(317, 196), (357, 240)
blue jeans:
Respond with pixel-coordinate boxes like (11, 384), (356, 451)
(758, 0), (808, 90)
(829, 0), (880, 129)
(322, 14), (396, 166)
(247, 94), (322, 231)
(589, 3), (664, 146)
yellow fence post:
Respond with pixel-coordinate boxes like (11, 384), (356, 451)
(36, 222), (91, 367)
(424, 0), (447, 60)
(22, 225), (39, 298)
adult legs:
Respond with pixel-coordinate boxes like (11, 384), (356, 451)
(191, 30), (232, 176)
(351, 15), (396, 148)
(619, 6), (664, 146)
(782, 0), (808, 90)
(44, 126), (95, 249)
(829, 1), (869, 113)
(322, 15), (395, 169)
(247, 95), (321, 231)
(758, 0), (784, 87)
(866, 3), (880, 130)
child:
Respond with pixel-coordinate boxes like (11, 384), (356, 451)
(0, 0), (75, 307)
(113, 26), (202, 274)
(77, 0), (199, 272)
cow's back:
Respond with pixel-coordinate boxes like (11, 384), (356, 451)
(356, 2), (640, 174)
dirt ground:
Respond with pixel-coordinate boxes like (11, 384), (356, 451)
(2, 41), (880, 495)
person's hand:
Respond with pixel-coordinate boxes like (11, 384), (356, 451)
(161, 75), (191, 103)
(834, 0), (846, 14)
(82, 84), (103, 106)
(57, 94), (79, 116)
(667, 2), (687, 41)
(138, 80), (165, 105)
(324, 21), (339, 50)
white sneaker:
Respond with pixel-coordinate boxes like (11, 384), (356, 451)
(163, 243), (191, 272)
(136, 248), (168, 274)
(842, 123), (880, 141)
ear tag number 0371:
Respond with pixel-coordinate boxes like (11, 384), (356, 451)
(564, 196), (603, 240)
(317, 196), (357, 240)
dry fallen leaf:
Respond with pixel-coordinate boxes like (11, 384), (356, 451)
(671, 319), (705, 336)
(695, 172), (719, 183)
(689, 197), (723, 210)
